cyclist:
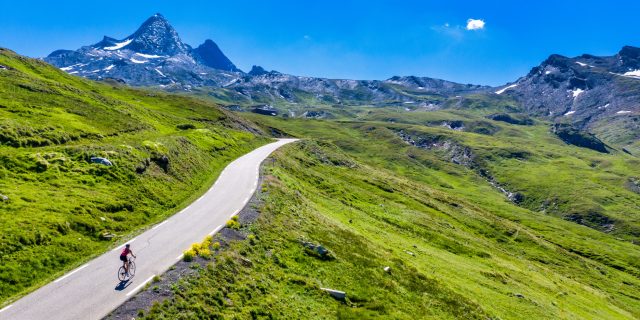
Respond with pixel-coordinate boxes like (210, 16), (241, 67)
(120, 244), (136, 275)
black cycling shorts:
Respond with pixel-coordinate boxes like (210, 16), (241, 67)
(119, 255), (127, 262)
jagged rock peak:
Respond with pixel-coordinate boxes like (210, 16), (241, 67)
(124, 13), (190, 55)
(192, 39), (239, 71)
(248, 65), (269, 76)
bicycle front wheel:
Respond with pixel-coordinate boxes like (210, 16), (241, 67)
(128, 261), (136, 277)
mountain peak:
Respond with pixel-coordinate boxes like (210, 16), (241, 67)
(248, 65), (269, 76)
(192, 39), (239, 72)
(123, 13), (190, 56)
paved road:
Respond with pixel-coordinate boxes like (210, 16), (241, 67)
(0, 139), (297, 320)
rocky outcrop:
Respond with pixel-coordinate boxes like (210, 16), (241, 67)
(552, 124), (609, 153)
(487, 113), (533, 125)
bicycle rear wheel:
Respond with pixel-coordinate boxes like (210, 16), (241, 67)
(118, 266), (127, 281)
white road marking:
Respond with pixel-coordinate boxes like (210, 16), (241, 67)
(126, 275), (155, 296)
(210, 224), (224, 235)
(54, 264), (89, 283)
(0, 305), (13, 313)
(176, 254), (183, 261)
(151, 221), (168, 230)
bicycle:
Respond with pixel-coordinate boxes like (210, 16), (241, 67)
(118, 256), (136, 281)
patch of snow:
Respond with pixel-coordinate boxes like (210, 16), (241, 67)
(576, 62), (587, 67)
(598, 103), (610, 110)
(104, 39), (133, 51)
(199, 72), (207, 75)
(623, 70), (640, 77)
(136, 53), (163, 59)
(104, 64), (115, 71)
(545, 70), (551, 75)
(403, 101), (415, 104)
(564, 111), (576, 116)
(90, 69), (101, 73)
(495, 84), (518, 95)
(60, 66), (74, 71)
(154, 68), (166, 77)
(417, 86), (425, 89)
(617, 110), (632, 114)
(69, 71), (79, 74)
(571, 88), (584, 99)
(130, 58), (147, 64)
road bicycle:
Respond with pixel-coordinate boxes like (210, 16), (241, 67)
(117, 256), (136, 281)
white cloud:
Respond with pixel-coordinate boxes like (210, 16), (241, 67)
(466, 19), (485, 30)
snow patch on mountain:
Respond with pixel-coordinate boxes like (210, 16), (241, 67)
(136, 53), (163, 59)
(495, 84), (517, 95)
(623, 70), (640, 78)
(104, 39), (132, 51)
(571, 88), (584, 99)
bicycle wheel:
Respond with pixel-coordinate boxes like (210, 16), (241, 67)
(128, 260), (136, 277)
(118, 266), (127, 281)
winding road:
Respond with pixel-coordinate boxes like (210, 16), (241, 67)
(0, 138), (297, 320)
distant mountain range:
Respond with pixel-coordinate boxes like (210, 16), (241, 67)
(43, 14), (489, 104)
(43, 13), (640, 148)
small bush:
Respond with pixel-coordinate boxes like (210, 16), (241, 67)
(248, 234), (257, 245)
(183, 249), (195, 262)
(212, 241), (221, 250)
(153, 275), (161, 283)
(231, 215), (239, 222)
(226, 219), (240, 230)
(202, 235), (213, 247)
(176, 123), (196, 130)
(191, 243), (202, 254)
(199, 248), (212, 259)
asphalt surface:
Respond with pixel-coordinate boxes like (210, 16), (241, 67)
(0, 138), (297, 320)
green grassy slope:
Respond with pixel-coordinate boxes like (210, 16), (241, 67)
(0, 49), (268, 302)
(142, 112), (639, 319)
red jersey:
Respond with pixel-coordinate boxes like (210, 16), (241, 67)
(120, 247), (131, 256)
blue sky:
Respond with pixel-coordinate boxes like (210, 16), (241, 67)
(1, 0), (639, 85)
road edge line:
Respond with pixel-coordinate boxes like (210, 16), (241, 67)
(126, 275), (155, 297)
(54, 263), (89, 283)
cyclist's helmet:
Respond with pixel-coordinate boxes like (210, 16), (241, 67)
(125, 244), (130, 248)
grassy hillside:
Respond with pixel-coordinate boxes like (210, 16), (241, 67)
(140, 112), (639, 319)
(0, 49), (268, 302)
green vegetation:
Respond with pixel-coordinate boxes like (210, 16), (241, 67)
(143, 111), (639, 319)
(0, 49), (267, 302)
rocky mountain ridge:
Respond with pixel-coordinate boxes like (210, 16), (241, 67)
(45, 14), (241, 88)
(496, 46), (640, 146)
